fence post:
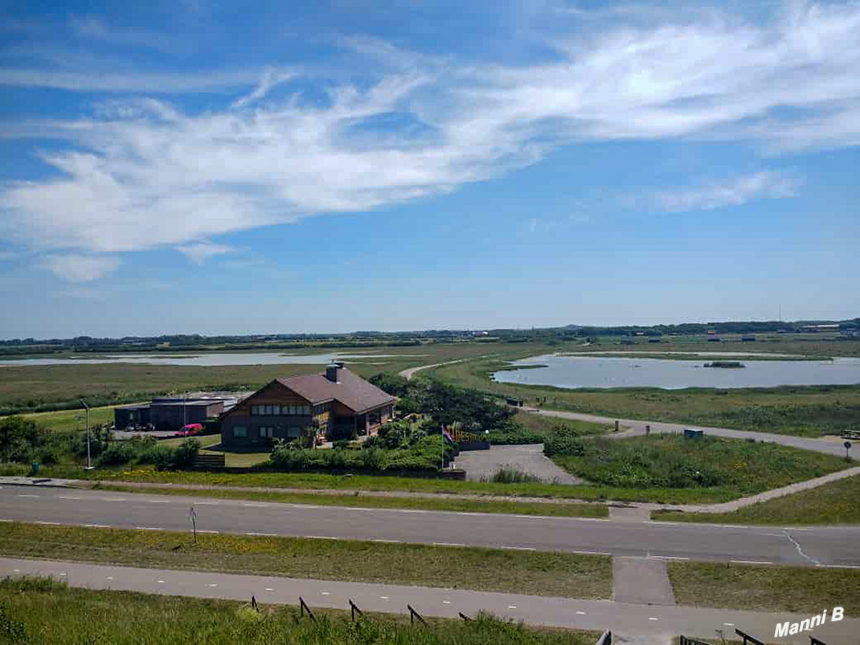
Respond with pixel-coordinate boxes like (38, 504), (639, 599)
(810, 638), (828, 645)
(408, 604), (428, 626)
(251, 595), (258, 612)
(299, 596), (316, 622)
(595, 629), (612, 645)
(349, 599), (362, 622)
(458, 612), (471, 622)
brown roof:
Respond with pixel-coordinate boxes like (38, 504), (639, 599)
(276, 367), (395, 414)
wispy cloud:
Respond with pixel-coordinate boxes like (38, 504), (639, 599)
(69, 16), (180, 54)
(41, 254), (120, 282)
(1, 1), (859, 259)
(650, 171), (801, 212)
(176, 242), (235, 265)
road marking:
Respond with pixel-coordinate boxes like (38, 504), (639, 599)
(649, 555), (690, 561)
(398, 510), (430, 514)
(157, 580), (165, 584)
(433, 542), (466, 547)
(576, 611), (586, 615)
(306, 535), (338, 540)
(17, 494), (38, 498)
(380, 596), (389, 600)
(241, 503), (268, 507)
(321, 591), (330, 596)
(12, 569), (20, 573)
(135, 527), (164, 531)
(107, 577), (114, 581)
(443, 600), (451, 604)
(208, 584), (218, 588)
(145, 500), (169, 504)
(501, 546), (535, 551)
(196, 501), (220, 506)
(723, 623), (735, 627)
(84, 524), (110, 528)
(265, 588), (274, 592)
(648, 617), (658, 621)
(572, 550), (611, 556)
(59, 573), (66, 577)
(197, 530), (219, 534)
(0, 519), (12, 523)
(507, 605), (517, 609)
(58, 495), (81, 500)
(246, 532), (278, 537)
(101, 498), (124, 502)
(34, 521), (59, 525)
(730, 560), (774, 565)
(817, 564), (860, 570)
(372, 538), (401, 543)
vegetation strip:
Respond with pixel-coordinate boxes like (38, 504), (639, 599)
(0, 522), (612, 599)
(95, 484), (610, 518)
(667, 561), (860, 615)
(0, 577), (600, 645)
(652, 474), (860, 525)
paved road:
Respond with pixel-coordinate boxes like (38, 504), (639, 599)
(1, 557), (855, 644)
(525, 407), (855, 458)
(453, 444), (583, 484)
(2, 486), (858, 567)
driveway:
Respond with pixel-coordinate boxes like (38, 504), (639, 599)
(453, 444), (583, 484)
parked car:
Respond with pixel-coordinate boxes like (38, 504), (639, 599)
(174, 423), (203, 437)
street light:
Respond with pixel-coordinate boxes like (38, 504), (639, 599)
(80, 399), (93, 470)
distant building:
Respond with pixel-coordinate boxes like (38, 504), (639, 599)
(114, 392), (242, 430)
(220, 364), (395, 450)
(742, 336), (756, 342)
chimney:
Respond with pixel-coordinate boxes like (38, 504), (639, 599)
(325, 363), (340, 383)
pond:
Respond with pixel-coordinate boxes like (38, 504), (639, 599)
(492, 354), (860, 390)
(0, 352), (415, 368)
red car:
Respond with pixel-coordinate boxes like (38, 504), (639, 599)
(173, 423), (203, 437)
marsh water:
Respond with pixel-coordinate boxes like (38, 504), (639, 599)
(493, 354), (860, 389)
(0, 352), (412, 368)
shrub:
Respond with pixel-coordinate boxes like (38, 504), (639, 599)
(543, 432), (586, 457)
(487, 467), (541, 484)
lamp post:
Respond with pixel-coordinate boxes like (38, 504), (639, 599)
(80, 399), (93, 470)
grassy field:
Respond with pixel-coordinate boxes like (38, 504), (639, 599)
(653, 474), (860, 525)
(21, 404), (119, 431)
(0, 522), (612, 599)
(0, 578), (600, 645)
(20, 462), (784, 504)
(96, 483), (610, 518)
(431, 357), (860, 438)
(549, 435), (850, 498)
(513, 410), (614, 438)
(668, 561), (860, 615)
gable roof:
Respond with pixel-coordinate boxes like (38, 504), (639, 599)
(276, 367), (395, 414)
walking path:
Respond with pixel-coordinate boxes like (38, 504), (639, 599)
(1, 557), (853, 644)
(524, 407), (855, 458)
(613, 557), (675, 607)
(452, 444), (583, 484)
(399, 355), (495, 380)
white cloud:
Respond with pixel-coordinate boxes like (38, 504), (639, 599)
(41, 254), (120, 282)
(176, 242), (235, 265)
(649, 171), (801, 212)
(1, 2), (859, 257)
(69, 16), (179, 54)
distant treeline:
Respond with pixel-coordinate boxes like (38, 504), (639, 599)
(2, 318), (857, 352)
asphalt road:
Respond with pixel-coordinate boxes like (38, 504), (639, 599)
(3, 557), (857, 644)
(2, 486), (858, 567)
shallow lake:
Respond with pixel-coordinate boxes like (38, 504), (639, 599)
(0, 352), (413, 368)
(492, 354), (860, 389)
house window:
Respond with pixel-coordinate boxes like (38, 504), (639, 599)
(259, 426), (274, 438)
(251, 405), (260, 416)
(287, 426), (301, 438)
(271, 405), (280, 416)
(303, 405), (311, 415)
(233, 425), (247, 438)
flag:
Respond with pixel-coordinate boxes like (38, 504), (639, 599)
(441, 426), (455, 445)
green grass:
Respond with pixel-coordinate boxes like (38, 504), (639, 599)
(551, 435), (849, 498)
(0, 522), (612, 599)
(96, 483), (610, 518)
(34, 462), (772, 504)
(513, 410), (612, 438)
(652, 474), (860, 525)
(668, 561), (860, 615)
(0, 577), (600, 645)
(432, 353), (860, 438)
(159, 434), (221, 448)
(21, 405), (119, 432)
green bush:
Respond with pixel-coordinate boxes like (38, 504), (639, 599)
(543, 432), (586, 457)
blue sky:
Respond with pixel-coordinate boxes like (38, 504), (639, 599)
(1, 0), (858, 338)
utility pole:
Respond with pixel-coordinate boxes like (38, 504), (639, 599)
(183, 391), (187, 429)
(80, 399), (93, 470)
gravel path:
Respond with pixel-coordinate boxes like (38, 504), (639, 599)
(452, 444), (584, 484)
